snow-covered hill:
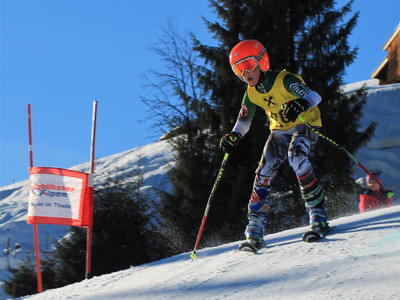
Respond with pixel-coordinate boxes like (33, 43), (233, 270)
(0, 140), (174, 299)
(1, 79), (399, 299)
(20, 205), (400, 300)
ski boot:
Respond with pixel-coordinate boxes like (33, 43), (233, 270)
(303, 220), (331, 242)
(239, 237), (264, 253)
(311, 220), (330, 235)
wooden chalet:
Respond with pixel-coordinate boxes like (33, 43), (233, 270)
(371, 22), (400, 84)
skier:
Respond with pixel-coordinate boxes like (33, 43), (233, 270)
(220, 39), (328, 249)
(356, 172), (393, 213)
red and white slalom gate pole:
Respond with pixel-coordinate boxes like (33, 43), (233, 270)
(85, 100), (97, 279)
(28, 104), (34, 169)
(90, 100), (98, 174)
(28, 104), (43, 293)
(190, 152), (229, 259)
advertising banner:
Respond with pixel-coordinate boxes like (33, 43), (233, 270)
(28, 167), (93, 227)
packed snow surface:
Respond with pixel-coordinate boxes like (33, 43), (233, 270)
(20, 205), (400, 300)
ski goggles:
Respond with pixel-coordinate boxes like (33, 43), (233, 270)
(231, 56), (259, 77)
(231, 47), (266, 77)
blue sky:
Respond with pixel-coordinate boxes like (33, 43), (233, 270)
(0, 0), (399, 187)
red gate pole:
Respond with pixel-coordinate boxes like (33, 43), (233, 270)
(28, 104), (43, 293)
(85, 100), (97, 279)
(32, 225), (43, 293)
(90, 100), (98, 174)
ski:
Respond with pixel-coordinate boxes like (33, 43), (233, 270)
(302, 225), (334, 243)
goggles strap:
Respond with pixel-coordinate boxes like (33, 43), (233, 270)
(256, 47), (266, 61)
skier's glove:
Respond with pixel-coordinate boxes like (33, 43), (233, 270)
(281, 98), (310, 122)
(386, 191), (394, 199)
(220, 132), (241, 153)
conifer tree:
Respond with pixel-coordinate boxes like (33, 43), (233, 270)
(155, 0), (375, 249)
(3, 254), (37, 298)
(191, 0), (375, 231)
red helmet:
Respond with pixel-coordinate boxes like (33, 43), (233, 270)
(229, 40), (270, 78)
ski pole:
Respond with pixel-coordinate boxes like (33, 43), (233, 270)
(190, 152), (229, 260)
(298, 116), (374, 177)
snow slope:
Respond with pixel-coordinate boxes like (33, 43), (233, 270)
(20, 205), (400, 300)
(0, 140), (174, 299)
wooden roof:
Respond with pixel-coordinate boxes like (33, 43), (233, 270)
(382, 22), (400, 50)
(371, 22), (400, 80)
(371, 57), (388, 79)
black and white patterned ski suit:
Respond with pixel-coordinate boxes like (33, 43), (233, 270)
(231, 70), (327, 241)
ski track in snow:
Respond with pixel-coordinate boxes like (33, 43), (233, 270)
(19, 205), (400, 300)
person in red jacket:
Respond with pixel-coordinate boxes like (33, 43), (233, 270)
(359, 174), (393, 213)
